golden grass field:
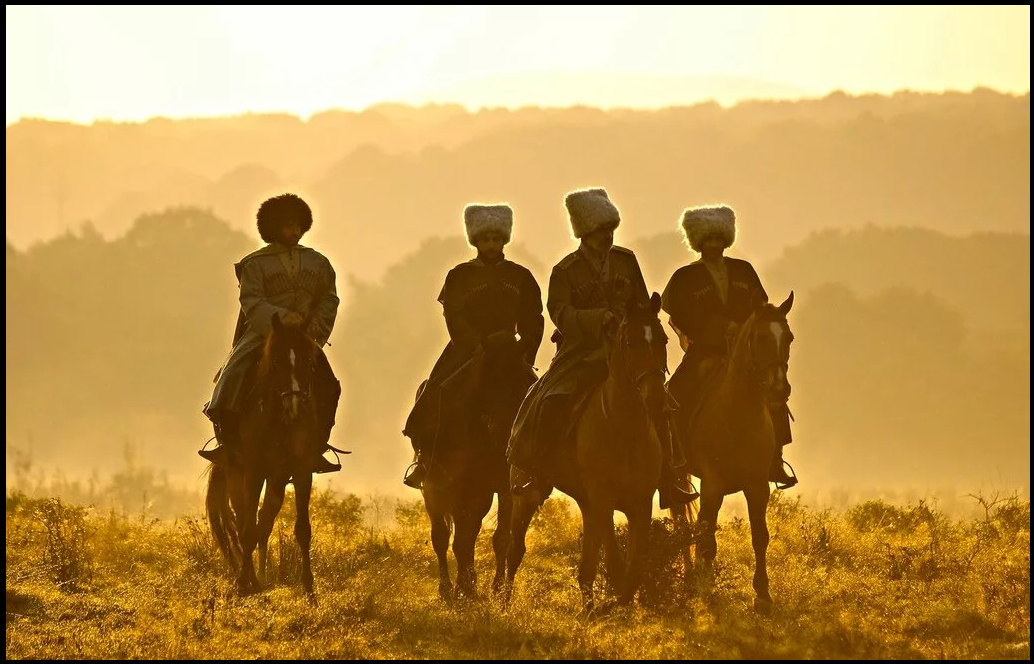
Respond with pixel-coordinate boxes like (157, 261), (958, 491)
(5, 485), (1030, 660)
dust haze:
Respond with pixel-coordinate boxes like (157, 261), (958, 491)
(6, 90), (1030, 510)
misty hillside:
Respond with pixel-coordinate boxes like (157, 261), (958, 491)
(6, 89), (1029, 285)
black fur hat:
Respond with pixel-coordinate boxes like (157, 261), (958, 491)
(256, 193), (313, 243)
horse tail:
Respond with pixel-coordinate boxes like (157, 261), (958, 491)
(205, 464), (241, 568)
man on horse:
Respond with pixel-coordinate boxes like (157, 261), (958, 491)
(402, 203), (545, 490)
(661, 205), (798, 489)
(507, 187), (695, 507)
(200, 193), (342, 475)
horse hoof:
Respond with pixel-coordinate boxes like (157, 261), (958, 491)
(753, 597), (773, 616)
(577, 598), (597, 619)
(456, 585), (479, 601)
(438, 583), (453, 601)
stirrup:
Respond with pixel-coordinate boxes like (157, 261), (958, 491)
(312, 455), (342, 474)
(198, 443), (233, 466)
(510, 470), (542, 495)
(677, 479), (701, 503)
(402, 461), (426, 489)
(772, 460), (799, 490)
(659, 482), (699, 509)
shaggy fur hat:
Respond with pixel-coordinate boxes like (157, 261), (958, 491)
(464, 204), (513, 246)
(257, 193), (313, 243)
(680, 205), (736, 252)
(565, 188), (621, 239)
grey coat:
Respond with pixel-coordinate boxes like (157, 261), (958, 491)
(207, 243), (339, 417)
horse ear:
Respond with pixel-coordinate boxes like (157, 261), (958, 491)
(271, 312), (283, 332)
(650, 291), (662, 315)
(778, 291), (795, 316)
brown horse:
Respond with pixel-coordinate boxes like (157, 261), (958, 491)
(507, 293), (670, 612)
(205, 313), (328, 598)
(417, 348), (532, 599)
(669, 292), (795, 613)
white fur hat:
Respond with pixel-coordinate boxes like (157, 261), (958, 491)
(680, 205), (736, 252)
(463, 204), (513, 246)
(565, 188), (621, 239)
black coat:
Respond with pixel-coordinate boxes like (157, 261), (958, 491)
(404, 257), (544, 446)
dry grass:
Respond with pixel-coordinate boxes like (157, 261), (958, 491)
(5, 485), (1029, 659)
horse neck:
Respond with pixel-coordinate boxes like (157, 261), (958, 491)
(601, 332), (648, 429)
(720, 317), (766, 406)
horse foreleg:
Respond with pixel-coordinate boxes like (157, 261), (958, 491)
(744, 482), (773, 613)
(256, 478), (288, 586)
(696, 482), (724, 597)
(452, 508), (484, 599)
(425, 493), (453, 600)
(230, 472), (264, 596)
(505, 491), (539, 604)
(492, 492), (513, 594)
(577, 503), (607, 614)
(619, 500), (652, 606)
(292, 472), (315, 599)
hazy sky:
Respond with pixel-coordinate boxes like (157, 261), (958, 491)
(6, 5), (1030, 124)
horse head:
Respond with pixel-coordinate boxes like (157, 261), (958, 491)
(607, 292), (670, 418)
(739, 291), (794, 405)
(259, 312), (320, 426)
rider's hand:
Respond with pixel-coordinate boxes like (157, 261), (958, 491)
(282, 311), (305, 328)
(602, 310), (619, 326)
(485, 330), (516, 347)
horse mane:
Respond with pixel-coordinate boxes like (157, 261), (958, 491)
(728, 313), (758, 376)
(255, 326), (319, 386)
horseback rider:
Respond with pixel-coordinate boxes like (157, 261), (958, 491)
(402, 203), (545, 490)
(200, 193), (342, 475)
(661, 205), (798, 489)
(507, 187), (695, 506)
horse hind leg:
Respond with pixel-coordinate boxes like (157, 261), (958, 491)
(669, 499), (697, 593)
(744, 482), (773, 614)
(603, 517), (624, 599)
(256, 478), (288, 586)
(492, 492), (513, 594)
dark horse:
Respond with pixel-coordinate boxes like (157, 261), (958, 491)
(668, 292), (795, 613)
(507, 293), (671, 611)
(205, 313), (327, 598)
(418, 348), (533, 599)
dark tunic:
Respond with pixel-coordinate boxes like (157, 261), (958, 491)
(661, 257), (767, 366)
(507, 244), (650, 471)
(403, 257), (544, 451)
(661, 257), (793, 449)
